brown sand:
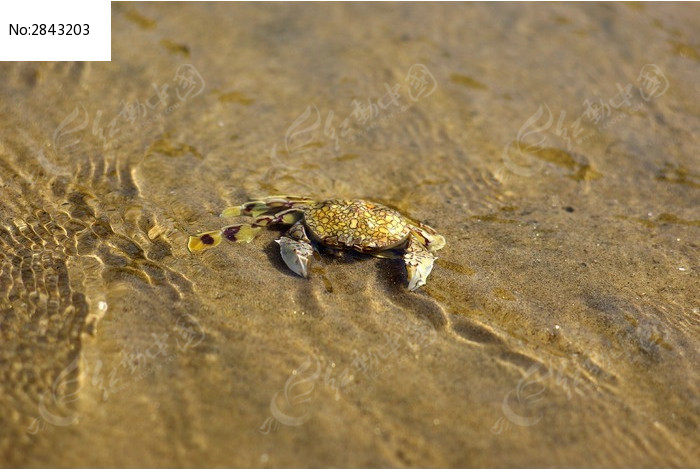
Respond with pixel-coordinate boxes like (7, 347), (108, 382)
(0, 3), (698, 467)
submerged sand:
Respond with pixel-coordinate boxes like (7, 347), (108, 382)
(0, 3), (698, 467)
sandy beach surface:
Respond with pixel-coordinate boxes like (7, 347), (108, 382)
(0, 3), (698, 467)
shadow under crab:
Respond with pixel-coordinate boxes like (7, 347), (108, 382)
(188, 196), (446, 291)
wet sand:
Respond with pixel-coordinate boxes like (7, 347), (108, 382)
(0, 3), (698, 467)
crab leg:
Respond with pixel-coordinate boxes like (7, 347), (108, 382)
(187, 224), (261, 253)
(252, 208), (303, 227)
(220, 196), (314, 218)
(276, 221), (314, 278)
(403, 235), (438, 291)
(187, 208), (304, 253)
(407, 222), (446, 253)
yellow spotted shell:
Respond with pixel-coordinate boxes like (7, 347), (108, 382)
(303, 199), (410, 252)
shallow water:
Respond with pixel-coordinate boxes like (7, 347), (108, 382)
(1, 2), (698, 467)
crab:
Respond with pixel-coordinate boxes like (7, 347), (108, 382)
(187, 196), (445, 291)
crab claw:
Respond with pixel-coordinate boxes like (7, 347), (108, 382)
(276, 236), (314, 278)
(404, 249), (437, 291)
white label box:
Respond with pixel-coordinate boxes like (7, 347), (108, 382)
(0, 0), (110, 61)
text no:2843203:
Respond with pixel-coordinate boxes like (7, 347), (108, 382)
(9, 24), (89, 36)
